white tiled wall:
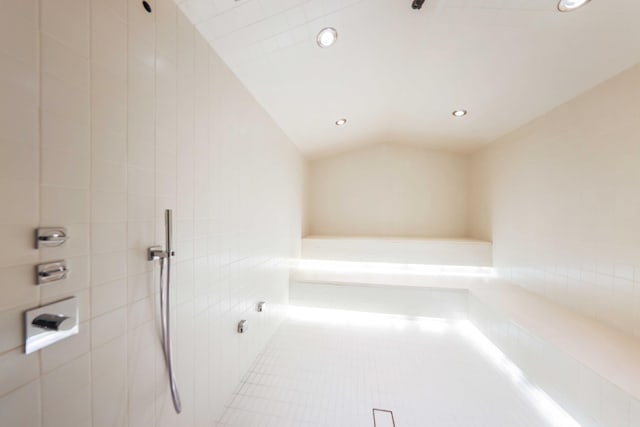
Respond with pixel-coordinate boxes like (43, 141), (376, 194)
(469, 295), (640, 427)
(469, 64), (640, 338)
(0, 0), (305, 425)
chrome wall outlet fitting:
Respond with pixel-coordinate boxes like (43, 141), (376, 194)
(237, 320), (248, 334)
(25, 297), (79, 354)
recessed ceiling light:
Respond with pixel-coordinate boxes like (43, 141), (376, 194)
(317, 27), (338, 48)
(452, 109), (468, 117)
(557, 0), (592, 12)
(335, 118), (347, 126)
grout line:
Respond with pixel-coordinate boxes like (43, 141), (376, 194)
(152, 1), (159, 421)
(122, 4), (131, 422)
(123, 0), (131, 421)
(87, 0), (94, 425)
(36, 0), (43, 425)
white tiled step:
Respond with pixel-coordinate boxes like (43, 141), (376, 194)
(302, 236), (492, 267)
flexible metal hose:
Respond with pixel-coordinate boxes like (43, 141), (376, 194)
(159, 209), (182, 413)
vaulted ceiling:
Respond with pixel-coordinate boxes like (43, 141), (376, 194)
(175, 0), (640, 157)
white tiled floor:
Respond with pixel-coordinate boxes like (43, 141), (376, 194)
(218, 310), (564, 427)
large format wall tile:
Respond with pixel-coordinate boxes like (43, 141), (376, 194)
(0, 1), (305, 426)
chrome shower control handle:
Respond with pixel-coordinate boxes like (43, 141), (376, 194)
(36, 261), (68, 285)
(36, 227), (68, 248)
(39, 265), (65, 277)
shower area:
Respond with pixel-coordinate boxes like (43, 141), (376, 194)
(1, 0), (640, 427)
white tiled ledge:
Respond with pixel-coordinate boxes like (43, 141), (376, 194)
(471, 280), (640, 402)
(291, 261), (492, 289)
(302, 236), (493, 266)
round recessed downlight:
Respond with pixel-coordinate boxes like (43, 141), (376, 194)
(317, 27), (338, 48)
(557, 0), (592, 12)
(452, 109), (468, 117)
(335, 118), (347, 126)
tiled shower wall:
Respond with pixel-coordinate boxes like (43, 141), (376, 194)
(469, 64), (640, 338)
(0, 1), (305, 426)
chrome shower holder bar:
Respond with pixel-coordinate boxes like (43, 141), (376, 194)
(147, 246), (174, 261)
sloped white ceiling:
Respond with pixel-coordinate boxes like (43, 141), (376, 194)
(175, 0), (640, 157)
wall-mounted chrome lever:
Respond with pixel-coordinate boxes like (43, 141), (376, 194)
(36, 260), (68, 285)
(36, 227), (68, 248)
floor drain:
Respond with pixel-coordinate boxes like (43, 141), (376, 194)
(373, 408), (396, 427)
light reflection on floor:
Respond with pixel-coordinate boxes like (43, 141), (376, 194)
(218, 307), (580, 427)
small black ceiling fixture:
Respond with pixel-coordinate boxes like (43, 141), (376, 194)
(412, 0), (426, 9)
(142, 1), (152, 13)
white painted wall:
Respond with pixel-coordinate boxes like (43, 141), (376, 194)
(0, 1), (305, 426)
(469, 64), (640, 338)
(308, 143), (469, 238)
